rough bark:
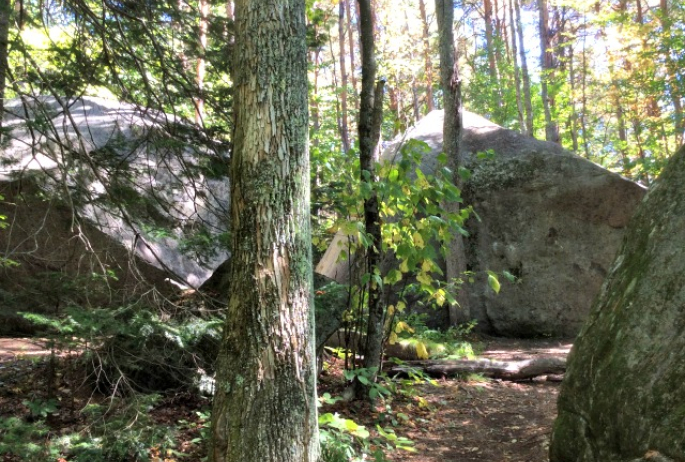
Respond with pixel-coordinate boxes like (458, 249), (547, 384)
(209, 1), (319, 461)
(358, 0), (385, 386)
(418, 0), (435, 113)
(388, 356), (566, 381)
(435, 0), (468, 326)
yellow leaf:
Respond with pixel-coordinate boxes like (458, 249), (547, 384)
(416, 271), (432, 286)
(396, 300), (406, 312)
(412, 232), (425, 249)
(388, 332), (398, 345)
(415, 341), (429, 359)
(387, 304), (395, 316)
(434, 289), (446, 307)
(399, 259), (409, 273)
(421, 259), (432, 272)
(395, 321), (415, 334)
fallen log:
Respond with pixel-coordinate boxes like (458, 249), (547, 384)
(387, 356), (566, 381)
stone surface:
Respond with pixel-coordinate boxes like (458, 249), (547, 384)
(550, 144), (685, 462)
(318, 110), (645, 337)
(0, 96), (230, 332)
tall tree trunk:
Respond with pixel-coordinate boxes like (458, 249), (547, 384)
(358, 0), (385, 389)
(483, 0), (503, 111)
(507, 0), (524, 133)
(344, 0), (358, 107)
(580, 12), (590, 159)
(338, 0), (350, 152)
(419, 0), (434, 113)
(195, 0), (209, 125)
(209, 0), (319, 461)
(538, 0), (560, 144)
(435, 0), (468, 326)
(0, 0), (9, 132)
(568, 43), (579, 153)
(514, 0), (533, 136)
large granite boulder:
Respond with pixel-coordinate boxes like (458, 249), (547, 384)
(0, 96), (230, 333)
(317, 110), (645, 337)
(550, 144), (685, 462)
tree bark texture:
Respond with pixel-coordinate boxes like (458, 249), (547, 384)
(209, 1), (319, 461)
(358, 0), (385, 383)
(435, 0), (468, 326)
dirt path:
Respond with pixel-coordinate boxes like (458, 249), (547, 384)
(320, 337), (572, 462)
(0, 337), (571, 461)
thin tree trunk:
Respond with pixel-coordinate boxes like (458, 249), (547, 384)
(483, 0), (503, 111)
(514, 0), (533, 136)
(338, 0), (350, 152)
(344, 0), (358, 107)
(580, 13), (591, 159)
(507, 0), (524, 133)
(568, 43), (579, 153)
(419, 0), (435, 113)
(358, 0), (385, 389)
(538, 0), (560, 144)
(0, 1), (8, 127)
(209, 0), (319, 460)
(195, 0), (209, 125)
(435, 0), (468, 326)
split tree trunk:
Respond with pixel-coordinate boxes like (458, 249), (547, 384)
(209, 1), (319, 461)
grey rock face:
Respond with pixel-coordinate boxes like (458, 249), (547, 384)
(318, 110), (645, 337)
(550, 144), (685, 462)
(0, 96), (230, 330)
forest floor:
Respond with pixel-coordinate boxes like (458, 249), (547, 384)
(0, 336), (571, 462)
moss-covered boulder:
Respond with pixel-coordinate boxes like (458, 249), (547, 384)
(550, 144), (685, 462)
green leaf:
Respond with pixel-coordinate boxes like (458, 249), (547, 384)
(488, 272), (501, 294)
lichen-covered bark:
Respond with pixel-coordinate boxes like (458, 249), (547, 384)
(209, 1), (319, 461)
(550, 144), (685, 462)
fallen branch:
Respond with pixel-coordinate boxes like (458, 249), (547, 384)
(387, 356), (566, 381)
